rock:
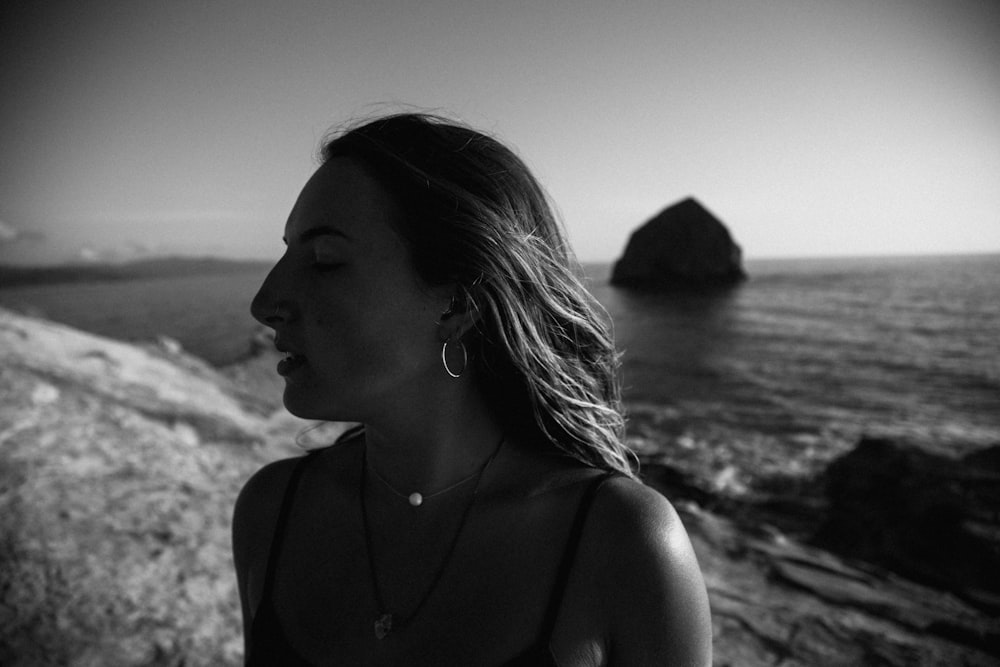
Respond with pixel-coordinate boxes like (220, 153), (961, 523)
(610, 198), (747, 290)
(640, 455), (1000, 666)
(0, 308), (312, 666)
(0, 308), (268, 441)
(813, 437), (1000, 613)
(669, 498), (1000, 667)
(155, 334), (184, 355)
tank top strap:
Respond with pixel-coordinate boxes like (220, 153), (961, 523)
(538, 471), (618, 641)
(258, 453), (314, 605)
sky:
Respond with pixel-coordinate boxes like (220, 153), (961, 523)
(1, 0), (998, 266)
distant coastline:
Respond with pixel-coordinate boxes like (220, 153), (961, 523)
(4, 252), (999, 290)
(0, 256), (273, 288)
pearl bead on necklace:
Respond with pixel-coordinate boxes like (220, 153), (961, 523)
(366, 460), (484, 507)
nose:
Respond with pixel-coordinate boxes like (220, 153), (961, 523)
(250, 261), (292, 328)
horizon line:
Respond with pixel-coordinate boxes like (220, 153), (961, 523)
(2, 248), (1000, 270)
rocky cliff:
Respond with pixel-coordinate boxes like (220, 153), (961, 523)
(0, 308), (322, 666)
(611, 198), (747, 290)
(1, 308), (996, 665)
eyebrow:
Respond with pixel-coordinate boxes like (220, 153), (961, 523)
(283, 225), (352, 245)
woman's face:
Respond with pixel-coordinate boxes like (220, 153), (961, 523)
(251, 158), (450, 421)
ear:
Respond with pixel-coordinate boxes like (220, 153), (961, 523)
(437, 290), (479, 342)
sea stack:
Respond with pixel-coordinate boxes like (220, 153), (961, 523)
(610, 198), (747, 290)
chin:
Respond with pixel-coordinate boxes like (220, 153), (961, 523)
(282, 388), (353, 423)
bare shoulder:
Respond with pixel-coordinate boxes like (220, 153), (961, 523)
(233, 442), (358, 541)
(234, 456), (299, 514)
(232, 456), (304, 563)
(588, 477), (713, 666)
(236, 434), (362, 530)
(590, 477), (697, 560)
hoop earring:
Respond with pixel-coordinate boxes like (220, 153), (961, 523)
(441, 340), (467, 378)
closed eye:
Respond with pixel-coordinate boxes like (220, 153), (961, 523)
(312, 236), (347, 272)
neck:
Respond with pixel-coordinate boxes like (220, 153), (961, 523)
(362, 384), (504, 494)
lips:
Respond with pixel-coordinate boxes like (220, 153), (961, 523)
(277, 353), (307, 376)
(273, 337), (307, 377)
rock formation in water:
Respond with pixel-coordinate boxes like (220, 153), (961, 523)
(610, 197), (747, 290)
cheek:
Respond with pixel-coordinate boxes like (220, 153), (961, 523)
(305, 277), (442, 368)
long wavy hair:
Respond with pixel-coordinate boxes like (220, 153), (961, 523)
(321, 113), (634, 477)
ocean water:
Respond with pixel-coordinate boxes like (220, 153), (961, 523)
(586, 255), (1000, 466)
(3, 254), (998, 465)
(0, 270), (271, 366)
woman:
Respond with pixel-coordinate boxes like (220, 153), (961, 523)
(235, 113), (712, 665)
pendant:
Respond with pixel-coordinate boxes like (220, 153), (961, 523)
(408, 492), (423, 506)
(374, 613), (393, 639)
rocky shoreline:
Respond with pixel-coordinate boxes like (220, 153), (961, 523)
(1, 307), (997, 666)
(645, 440), (1000, 665)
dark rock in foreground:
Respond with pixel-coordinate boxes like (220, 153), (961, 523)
(815, 436), (1000, 612)
(611, 198), (747, 290)
(672, 499), (1000, 666)
(628, 406), (1000, 665)
(637, 439), (1000, 665)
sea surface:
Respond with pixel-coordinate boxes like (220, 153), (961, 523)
(3, 254), (998, 468)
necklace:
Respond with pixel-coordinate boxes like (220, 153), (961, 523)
(367, 457), (484, 507)
(360, 435), (504, 640)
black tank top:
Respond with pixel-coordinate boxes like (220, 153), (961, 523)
(246, 453), (615, 666)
